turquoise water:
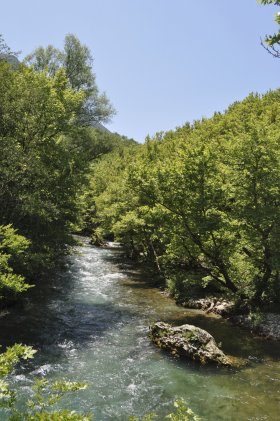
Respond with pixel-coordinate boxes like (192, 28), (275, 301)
(1, 239), (280, 420)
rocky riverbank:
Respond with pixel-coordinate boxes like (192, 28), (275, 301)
(181, 297), (234, 316)
(181, 297), (280, 341)
(230, 313), (280, 340)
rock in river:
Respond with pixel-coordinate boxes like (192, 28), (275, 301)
(150, 322), (234, 367)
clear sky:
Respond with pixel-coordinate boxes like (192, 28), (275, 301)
(1, 0), (279, 142)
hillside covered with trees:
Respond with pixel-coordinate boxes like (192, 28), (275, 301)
(83, 90), (280, 311)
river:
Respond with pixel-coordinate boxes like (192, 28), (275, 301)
(1, 239), (280, 420)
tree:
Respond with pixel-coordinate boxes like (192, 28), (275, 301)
(23, 45), (63, 77)
(0, 225), (32, 301)
(0, 59), (84, 273)
(24, 34), (115, 124)
(258, 0), (280, 57)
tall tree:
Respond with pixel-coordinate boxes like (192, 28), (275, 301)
(23, 45), (63, 76)
(0, 60), (84, 272)
(24, 34), (115, 124)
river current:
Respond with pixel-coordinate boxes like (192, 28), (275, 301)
(1, 239), (280, 420)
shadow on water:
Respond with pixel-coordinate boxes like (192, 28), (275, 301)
(0, 301), (134, 344)
(101, 248), (163, 286)
(0, 303), (138, 375)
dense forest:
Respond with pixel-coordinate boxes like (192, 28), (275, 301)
(84, 90), (280, 311)
(0, 1), (280, 418)
(0, 33), (135, 307)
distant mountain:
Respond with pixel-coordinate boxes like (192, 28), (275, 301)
(91, 121), (111, 133)
(0, 54), (20, 67)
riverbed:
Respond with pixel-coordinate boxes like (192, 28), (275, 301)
(1, 239), (280, 420)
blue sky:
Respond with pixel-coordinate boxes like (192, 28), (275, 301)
(1, 0), (279, 142)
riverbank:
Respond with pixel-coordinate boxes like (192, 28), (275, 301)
(108, 243), (280, 342)
(180, 297), (280, 341)
(230, 313), (280, 340)
(100, 241), (280, 343)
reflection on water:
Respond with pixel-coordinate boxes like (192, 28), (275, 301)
(0, 239), (280, 420)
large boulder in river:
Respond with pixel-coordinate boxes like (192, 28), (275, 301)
(150, 322), (233, 367)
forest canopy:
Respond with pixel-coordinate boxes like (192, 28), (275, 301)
(0, 34), (133, 304)
(84, 90), (280, 308)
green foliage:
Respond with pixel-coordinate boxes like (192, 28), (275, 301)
(26, 379), (87, 416)
(0, 60), (84, 260)
(249, 311), (265, 327)
(0, 344), (36, 378)
(15, 410), (92, 420)
(129, 414), (157, 421)
(129, 399), (200, 421)
(0, 225), (32, 296)
(0, 34), (129, 304)
(166, 399), (201, 421)
(24, 34), (115, 124)
(258, 0), (280, 57)
(0, 55), (101, 279)
(258, 1), (280, 6)
(86, 90), (280, 308)
(0, 345), (37, 411)
(0, 34), (134, 286)
(0, 37), (135, 300)
(79, 144), (139, 239)
(0, 345), (91, 420)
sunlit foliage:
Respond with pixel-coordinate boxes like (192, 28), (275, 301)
(86, 90), (280, 307)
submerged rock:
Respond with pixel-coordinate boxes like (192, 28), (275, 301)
(150, 322), (234, 367)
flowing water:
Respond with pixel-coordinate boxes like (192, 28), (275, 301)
(1, 239), (280, 420)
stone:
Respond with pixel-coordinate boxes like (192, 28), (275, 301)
(150, 322), (235, 366)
